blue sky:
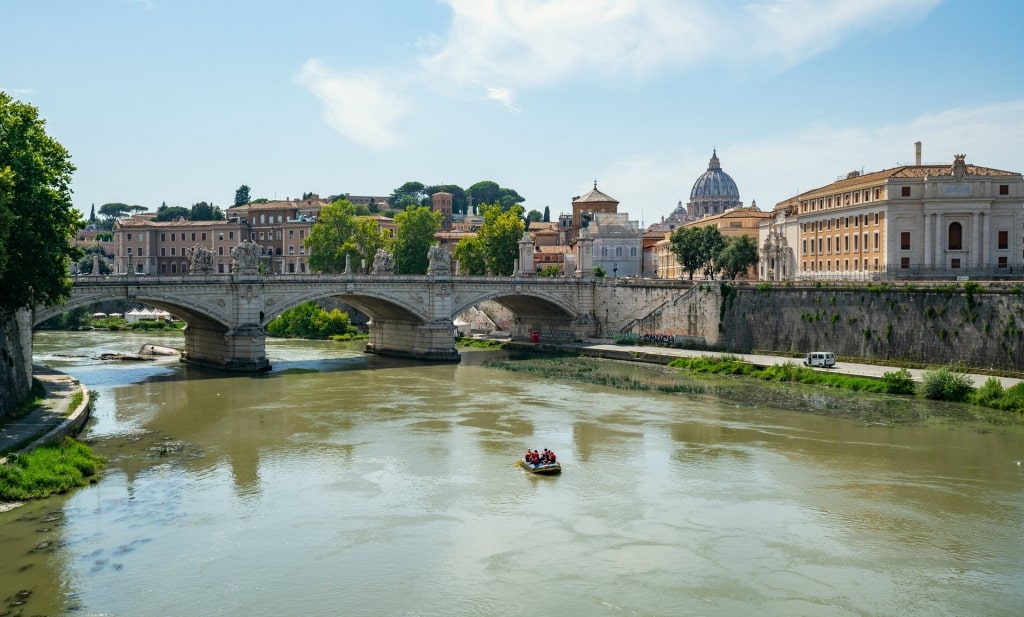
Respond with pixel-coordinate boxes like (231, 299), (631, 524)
(4, 0), (1023, 225)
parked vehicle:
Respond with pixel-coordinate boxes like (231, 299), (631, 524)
(804, 351), (836, 368)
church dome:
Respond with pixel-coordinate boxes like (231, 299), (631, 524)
(689, 150), (740, 201)
(686, 150), (742, 220)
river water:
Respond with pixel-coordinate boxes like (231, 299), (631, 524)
(2, 331), (1023, 616)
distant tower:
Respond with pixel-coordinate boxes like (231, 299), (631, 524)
(432, 191), (453, 230)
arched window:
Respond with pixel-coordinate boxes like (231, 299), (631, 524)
(615, 246), (623, 257)
(948, 222), (963, 250)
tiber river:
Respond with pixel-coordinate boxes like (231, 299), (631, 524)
(2, 331), (1023, 616)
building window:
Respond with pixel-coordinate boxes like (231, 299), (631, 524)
(630, 247), (637, 257)
(289, 230), (294, 239)
(999, 184), (1009, 195)
(170, 247), (176, 256)
(874, 188), (880, 199)
(998, 230), (1009, 250)
(948, 222), (963, 250)
(863, 215), (869, 226)
(998, 256), (1008, 268)
(901, 186), (911, 197)
(901, 257), (910, 269)
(951, 258), (961, 269)
(901, 232), (911, 250)
(160, 247), (166, 256)
(874, 213), (879, 225)
(277, 231), (282, 240)
(218, 263), (225, 273)
(171, 233), (176, 241)
(873, 232), (879, 250)
(818, 238), (823, 254)
(219, 232), (224, 241)
(191, 233), (196, 242)
(289, 246), (295, 255)
(251, 232), (255, 240)
(229, 232), (235, 240)
(873, 258), (879, 271)
(127, 247), (132, 255)
(138, 247), (144, 257)
(218, 246), (224, 256)
(171, 263), (177, 274)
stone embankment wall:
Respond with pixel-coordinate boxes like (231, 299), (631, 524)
(717, 284), (1024, 372)
(0, 310), (34, 422)
(601, 281), (1024, 373)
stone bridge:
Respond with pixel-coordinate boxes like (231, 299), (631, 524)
(35, 272), (605, 371)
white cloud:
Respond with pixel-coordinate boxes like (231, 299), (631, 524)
(296, 60), (409, 149)
(484, 87), (521, 112)
(601, 99), (1024, 222)
(421, 0), (940, 96)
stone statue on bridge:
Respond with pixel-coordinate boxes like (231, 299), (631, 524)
(231, 240), (262, 274)
(186, 244), (216, 275)
(427, 245), (451, 276)
(371, 248), (394, 274)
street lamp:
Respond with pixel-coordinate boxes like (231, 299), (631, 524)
(613, 263), (618, 278)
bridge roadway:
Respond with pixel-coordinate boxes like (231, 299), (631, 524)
(37, 272), (607, 371)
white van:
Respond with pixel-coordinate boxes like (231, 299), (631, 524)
(804, 351), (836, 368)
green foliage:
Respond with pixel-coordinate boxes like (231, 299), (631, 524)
(881, 369), (917, 395)
(188, 201), (224, 221)
(456, 337), (507, 349)
(393, 205), (443, 274)
(306, 199), (389, 273)
(467, 180), (524, 211)
(388, 181), (427, 210)
(969, 379), (1024, 413)
(668, 225), (725, 280)
(154, 204), (190, 221)
(525, 209), (543, 223)
(538, 264), (561, 277)
(234, 184), (251, 206)
(919, 367), (974, 402)
(866, 283), (891, 293)
(425, 184), (467, 214)
(476, 203), (524, 276)
(593, 265), (607, 278)
(0, 438), (106, 500)
(453, 235), (486, 275)
(756, 282), (772, 291)
(715, 234), (759, 280)
(98, 202), (145, 221)
(0, 93), (83, 311)
(266, 301), (356, 339)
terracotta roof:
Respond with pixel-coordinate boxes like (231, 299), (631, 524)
(572, 183), (619, 204)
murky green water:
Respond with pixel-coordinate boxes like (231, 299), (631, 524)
(2, 331), (1023, 616)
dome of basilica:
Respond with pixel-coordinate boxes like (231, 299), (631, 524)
(686, 150), (742, 220)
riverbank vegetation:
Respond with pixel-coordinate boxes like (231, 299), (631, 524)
(0, 437), (107, 501)
(266, 301), (361, 340)
(456, 337), (507, 350)
(667, 356), (1024, 414)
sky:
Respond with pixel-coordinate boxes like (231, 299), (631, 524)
(4, 0), (1024, 227)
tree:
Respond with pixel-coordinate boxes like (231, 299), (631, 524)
(189, 201), (224, 221)
(305, 199), (389, 273)
(526, 209), (543, 223)
(467, 181), (524, 212)
(453, 235), (486, 275)
(75, 247), (112, 275)
(88, 203), (96, 225)
(387, 181), (427, 210)
(154, 204), (190, 222)
(98, 202), (145, 221)
(392, 205), (442, 274)
(669, 225), (725, 280)
(0, 93), (82, 311)
(716, 235), (760, 280)
(234, 185), (251, 207)
(477, 203), (524, 275)
(543, 205), (550, 223)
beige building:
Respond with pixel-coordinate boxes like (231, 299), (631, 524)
(784, 150), (1024, 280)
(654, 205), (770, 279)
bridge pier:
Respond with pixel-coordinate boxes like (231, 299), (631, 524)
(365, 318), (460, 362)
(183, 323), (271, 372)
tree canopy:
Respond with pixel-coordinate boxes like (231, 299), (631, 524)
(467, 181), (524, 211)
(476, 203), (525, 275)
(305, 199), (389, 273)
(0, 93), (82, 310)
(716, 234), (760, 280)
(154, 204), (190, 221)
(387, 181), (427, 210)
(392, 205), (442, 274)
(189, 201), (224, 221)
(669, 225), (726, 280)
(234, 185), (251, 206)
(98, 202), (146, 221)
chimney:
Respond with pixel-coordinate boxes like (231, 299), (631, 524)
(914, 141), (922, 166)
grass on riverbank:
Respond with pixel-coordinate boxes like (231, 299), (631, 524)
(669, 356), (917, 395)
(0, 437), (107, 501)
(457, 338), (508, 350)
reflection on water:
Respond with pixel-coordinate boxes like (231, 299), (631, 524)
(0, 331), (1022, 616)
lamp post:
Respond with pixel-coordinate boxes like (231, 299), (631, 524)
(613, 262), (618, 278)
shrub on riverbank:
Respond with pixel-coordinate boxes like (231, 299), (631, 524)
(0, 438), (107, 501)
(267, 301), (359, 340)
(457, 337), (507, 350)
